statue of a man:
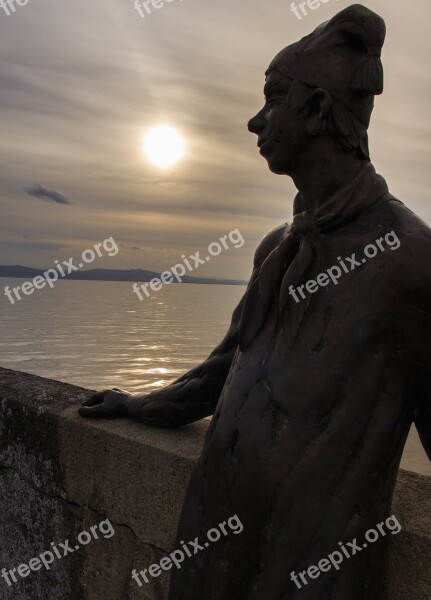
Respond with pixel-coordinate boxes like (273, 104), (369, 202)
(80, 5), (431, 599)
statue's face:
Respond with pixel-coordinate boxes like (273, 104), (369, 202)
(248, 69), (308, 176)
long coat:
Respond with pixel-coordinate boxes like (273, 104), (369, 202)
(168, 164), (431, 600)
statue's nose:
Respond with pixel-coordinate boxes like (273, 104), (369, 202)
(248, 111), (264, 134)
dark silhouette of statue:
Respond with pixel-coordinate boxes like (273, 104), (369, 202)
(79, 5), (431, 599)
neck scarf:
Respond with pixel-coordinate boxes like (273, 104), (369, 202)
(238, 162), (392, 351)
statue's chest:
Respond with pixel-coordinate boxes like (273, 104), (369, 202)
(222, 270), (398, 417)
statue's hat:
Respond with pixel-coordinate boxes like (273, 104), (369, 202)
(268, 4), (386, 127)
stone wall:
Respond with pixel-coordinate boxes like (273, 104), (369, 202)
(0, 367), (430, 599)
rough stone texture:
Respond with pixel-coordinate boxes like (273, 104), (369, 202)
(382, 471), (431, 600)
(0, 367), (429, 600)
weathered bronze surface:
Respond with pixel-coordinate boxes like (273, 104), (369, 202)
(80, 5), (431, 598)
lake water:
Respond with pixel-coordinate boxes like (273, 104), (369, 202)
(0, 278), (429, 476)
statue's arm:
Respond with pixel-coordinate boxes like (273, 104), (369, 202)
(400, 228), (431, 460)
(127, 292), (245, 427)
(412, 297), (431, 461)
(79, 224), (287, 427)
(415, 397), (431, 461)
(78, 290), (244, 427)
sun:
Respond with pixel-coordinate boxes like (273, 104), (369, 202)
(143, 125), (186, 168)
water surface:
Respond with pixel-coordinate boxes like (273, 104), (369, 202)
(1, 278), (429, 476)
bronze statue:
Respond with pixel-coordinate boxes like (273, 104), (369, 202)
(80, 5), (431, 598)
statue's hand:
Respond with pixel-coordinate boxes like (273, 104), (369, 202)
(78, 389), (183, 427)
(79, 388), (135, 419)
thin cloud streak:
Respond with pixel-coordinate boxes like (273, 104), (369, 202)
(0, 0), (429, 277)
(25, 184), (72, 205)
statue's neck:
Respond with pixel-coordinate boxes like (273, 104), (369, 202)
(290, 148), (367, 211)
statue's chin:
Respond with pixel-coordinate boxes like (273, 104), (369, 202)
(266, 158), (291, 176)
(258, 146), (287, 174)
(259, 145), (292, 175)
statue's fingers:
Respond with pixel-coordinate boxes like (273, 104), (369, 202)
(78, 403), (114, 418)
(81, 390), (109, 407)
(112, 388), (130, 396)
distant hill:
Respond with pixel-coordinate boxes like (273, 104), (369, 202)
(0, 265), (247, 286)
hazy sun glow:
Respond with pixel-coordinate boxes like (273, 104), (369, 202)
(143, 125), (186, 168)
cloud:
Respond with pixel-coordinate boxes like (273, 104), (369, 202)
(10, 241), (69, 251)
(0, 0), (429, 274)
(25, 183), (72, 205)
(120, 244), (144, 252)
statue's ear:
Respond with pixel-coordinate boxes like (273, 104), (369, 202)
(304, 88), (332, 137)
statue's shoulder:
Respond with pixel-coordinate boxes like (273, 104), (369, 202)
(382, 197), (431, 289)
(253, 223), (289, 269)
(384, 196), (431, 248)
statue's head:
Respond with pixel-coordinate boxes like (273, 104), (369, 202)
(248, 4), (386, 175)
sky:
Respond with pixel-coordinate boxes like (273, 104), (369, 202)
(0, 0), (430, 280)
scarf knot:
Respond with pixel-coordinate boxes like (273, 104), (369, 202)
(292, 210), (321, 238)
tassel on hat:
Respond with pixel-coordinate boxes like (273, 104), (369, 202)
(332, 5), (386, 96)
(351, 49), (384, 95)
(268, 4), (387, 127)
